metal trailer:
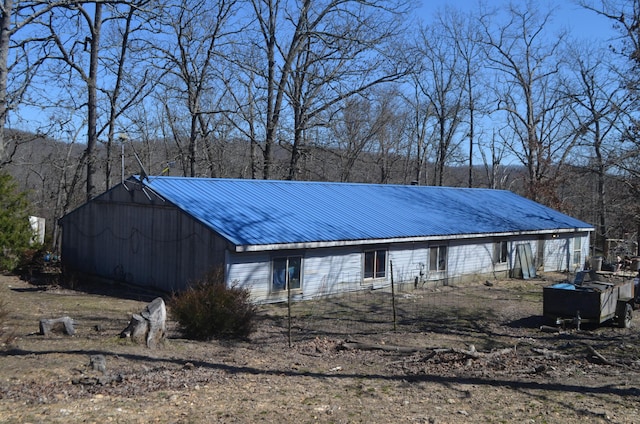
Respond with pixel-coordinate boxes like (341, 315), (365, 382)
(543, 271), (637, 329)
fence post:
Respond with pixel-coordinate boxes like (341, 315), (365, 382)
(391, 260), (396, 331)
(287, 282), (292, 348)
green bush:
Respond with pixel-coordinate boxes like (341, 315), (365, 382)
(169, 269), (257, 340)
(0, 173), (34, 271)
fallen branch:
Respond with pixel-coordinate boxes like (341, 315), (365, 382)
(438, 347), (513, 360)
(582, 343), (619, 367)
(340, 340), (513, 360)
(530, 347), (569, 360)
(339, 341), (423, 353)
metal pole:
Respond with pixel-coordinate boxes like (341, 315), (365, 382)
(121, 142), (125, 184)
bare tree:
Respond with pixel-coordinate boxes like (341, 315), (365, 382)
(402, 83), (433, 186)
(479, 128), (510, 190)
(39, 2), (108, 200)
(224, 56), (263, 179)
(413, 21), (467, 186)
(580, 1), (640, 94)
(43, 2), (119, 200)
(151, 0), (239, 178)
(371, 89), (410, 184)
(327, 94), (393, 182)
(283, 1), (409, 181)
(581, 0), (640, 252)
(0, 0), (71, 168)
(248, 0), (410, 180)
(563, 41), (631, 255)
(444, 8), (486, 188)
(480, 1), (576, 205)
(98, 2), (156, 189)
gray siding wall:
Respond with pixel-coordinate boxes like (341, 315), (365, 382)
(61, 184), (228, 292)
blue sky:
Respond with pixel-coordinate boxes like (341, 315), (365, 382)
(417, 0), (618, 42)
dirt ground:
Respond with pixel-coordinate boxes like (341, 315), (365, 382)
(1, 271), (640, 424)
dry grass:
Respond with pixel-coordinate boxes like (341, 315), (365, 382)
(0, 272), (639, 423)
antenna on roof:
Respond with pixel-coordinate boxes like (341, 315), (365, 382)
(133, 151), (149, 183)
(121, 135), (149, 184)
(118, 133), (128, 185)
(131, 163), (165, 202)
(121, 139), (164, 202)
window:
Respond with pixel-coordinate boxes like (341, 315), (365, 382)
(272, 256), (302, 291)
(364, 250), (387, 279)
(495, 240), (508, 264)
(573, 237), (582, 267)
(429, 245), (447, 271)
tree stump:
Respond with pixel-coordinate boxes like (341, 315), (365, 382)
(90, 354), (107, 373)
(39, 316), (75, 336)
(120, 297), (166, 348)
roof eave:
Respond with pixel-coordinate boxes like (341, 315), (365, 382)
(233, 227), (594, 253)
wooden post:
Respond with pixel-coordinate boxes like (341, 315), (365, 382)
(287, 280), (292, 348)
(391, 260), (396, 331)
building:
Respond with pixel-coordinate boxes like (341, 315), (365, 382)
(29, 216), (45, 245)
(59, 176), (593, 302)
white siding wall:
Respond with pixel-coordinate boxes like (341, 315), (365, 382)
(388, 244), (429, 286)
(544, 236), (571, 272)
(227, 233), (589, 303)
(542, 233), (590, 273)
(226, 251), (272, 301)
(227, 247), (366, 303)
(302, 247), (363, 294)
(448, 240), (495, 276)
(392, 239), (510, 286)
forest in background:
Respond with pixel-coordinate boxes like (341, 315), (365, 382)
(3, 125), (636, 260)
(0, 0), (639, 258)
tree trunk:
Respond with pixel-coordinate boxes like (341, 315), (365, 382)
(86, 3), (103, 201)
(120, 297), (166, 348)
(40, 316), (76, 336)
(0, 0), (12, 167)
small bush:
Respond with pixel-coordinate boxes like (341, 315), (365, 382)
(169, 270), (257, 340)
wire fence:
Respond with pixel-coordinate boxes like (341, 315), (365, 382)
(257, 277), (512, 345)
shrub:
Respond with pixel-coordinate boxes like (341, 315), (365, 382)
(169, 269), (257, 340)
(15, 247), (47, 277)
(0, 173), (34, 272)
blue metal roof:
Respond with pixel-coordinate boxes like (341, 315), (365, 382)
(140, 176), (593, 248)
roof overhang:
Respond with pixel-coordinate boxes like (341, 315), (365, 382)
(232, 227), (594, 253)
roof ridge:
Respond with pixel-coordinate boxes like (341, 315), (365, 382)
(138, 175), (503, 191)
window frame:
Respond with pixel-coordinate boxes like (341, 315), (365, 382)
(271, 256), (303, 292)
(495, 240), (509, 264)
(363, 249), (387, 280)
(572, 237), (582, 267)
(429, 245), (447, 272)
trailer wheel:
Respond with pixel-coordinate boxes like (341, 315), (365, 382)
(618, 303), (632, 328)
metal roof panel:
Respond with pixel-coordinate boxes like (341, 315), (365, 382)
(140, 177), (593, 247)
